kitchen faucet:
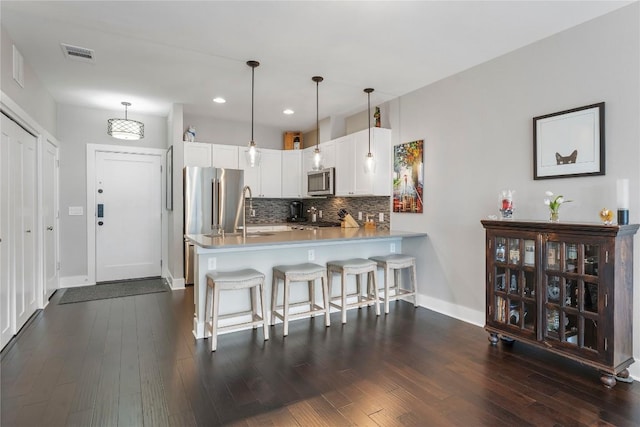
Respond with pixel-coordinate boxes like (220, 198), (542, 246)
(233, 185), (253, 238)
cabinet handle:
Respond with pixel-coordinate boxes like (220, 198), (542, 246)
(47, 226), (54, 231)
(25, 229), (31, 233)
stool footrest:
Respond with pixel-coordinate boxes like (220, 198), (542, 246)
(205, 312), (264, 333)
(273, 303), (326, 321)
(330, 294), (378, 310)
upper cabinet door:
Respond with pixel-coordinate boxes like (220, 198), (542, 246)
(334, 129), (391, 197)
(371, 128), (391, 196)
(238, 147), (282, 198)
(259, 149), (282, 198)
(212, 144), (239, 169)
(281, 150), (302, 198)
(334, 135), (356, 196)
(184, 142), (213, 168)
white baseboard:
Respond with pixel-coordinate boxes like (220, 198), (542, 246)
(627, 365), (640, 381)
(60, 275), (94, 288)
(417, 294), (485, 328)
(166, 272), (185, 290)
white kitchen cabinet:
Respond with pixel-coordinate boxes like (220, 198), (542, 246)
(212, 144), (239, 169)
(334, 135), (356, 196)
(238, 147), (282, 198)
(281, 150), (302, 198)
(184, 142), (239, 169)
(319, 140), (336, 168)
(335, 128), (391, 197)
(183, 142), (212, 167)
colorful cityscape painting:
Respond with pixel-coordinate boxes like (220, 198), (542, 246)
(393, 140), (424, 213)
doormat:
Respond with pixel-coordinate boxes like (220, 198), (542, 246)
(58, 278), (169, 304)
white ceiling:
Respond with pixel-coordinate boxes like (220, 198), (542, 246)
(1, 1), (632, 132)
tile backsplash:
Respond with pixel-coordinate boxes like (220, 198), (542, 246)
(248, 196), (391, 229)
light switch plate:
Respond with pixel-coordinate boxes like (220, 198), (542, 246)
(68, 206), (83, 216)
(358, 212), (362, 220)
(379, 213), (384, 222)
(208, 257), (217, 270)
(390, 243), (396, 253)
(308, 250), (315, 261)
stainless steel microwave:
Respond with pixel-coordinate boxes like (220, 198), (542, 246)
(307, 168), (334, 196)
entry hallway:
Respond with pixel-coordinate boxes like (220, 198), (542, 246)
(2, 287), (640, 426)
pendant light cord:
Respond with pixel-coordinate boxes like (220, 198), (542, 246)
(316, 79), (319, 148)
(247, 60), (260, 143)
(364, 88), (374, 153)
(367, 90), (371, 152)
(312, 76), (323, 149)
(251, 65), (255, 142)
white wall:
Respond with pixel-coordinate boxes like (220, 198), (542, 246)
(167, 104), (184, 288)
(182, 114), (282, 149)
(388, 4), (640, 377)
(56, 104), (167, 282)
(1, 26), (57, 136)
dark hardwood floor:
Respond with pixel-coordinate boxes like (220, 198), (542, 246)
(2, 286), (640, 426)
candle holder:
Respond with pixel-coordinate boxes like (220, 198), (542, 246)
(617, 179), (629, 225)
(499, 190), (514, 220)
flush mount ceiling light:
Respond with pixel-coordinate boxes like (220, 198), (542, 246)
(312, 76), (324, 170)
(212, 97), (226, 104)
(245, 60), (261, 167)
(107, 101), (144, 140)
(364, 88), (376, 174)
(283, 109), (294, 115)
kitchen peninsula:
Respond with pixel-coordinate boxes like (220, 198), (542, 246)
(186, 227), (427, 339)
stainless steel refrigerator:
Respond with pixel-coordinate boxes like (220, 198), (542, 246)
(184, 167), (244, 284)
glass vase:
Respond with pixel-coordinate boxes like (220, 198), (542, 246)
(549, 211), (559, 222)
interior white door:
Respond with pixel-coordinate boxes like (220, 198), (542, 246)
(6, 115), (38, 334)
(95, 151), (162, 282)
(1, 116), (12, 349)
(43, 140), (59, 299)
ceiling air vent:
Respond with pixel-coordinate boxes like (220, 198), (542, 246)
(61, 43), (95, 63)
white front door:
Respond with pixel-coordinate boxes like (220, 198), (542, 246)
(95, 151), (162, 282)
(43, 139), (59, 299)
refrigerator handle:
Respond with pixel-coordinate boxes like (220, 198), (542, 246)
(211, 178), (223, 234)
(217, 179), (224, 231)
(211, 179), (217, 233)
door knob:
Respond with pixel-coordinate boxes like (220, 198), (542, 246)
(47, 226), (54, 231)
(98, 221), (104, 226)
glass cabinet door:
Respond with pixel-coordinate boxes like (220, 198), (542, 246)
(542, 238), (601, 358)
(490, 234), (536, 335)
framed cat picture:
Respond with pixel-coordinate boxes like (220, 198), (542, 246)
(533, 102), (605, 180)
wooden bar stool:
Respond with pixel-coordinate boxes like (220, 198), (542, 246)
(205, 268), (269, 351)
(271, 263), (330, 336)
(326, 258), (380, 324)
(369, 254), (418, 314)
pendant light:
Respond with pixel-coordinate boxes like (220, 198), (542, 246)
(107, 101), (144, 140)
(364, 88), (376, 174)
(312, 76), (324, 170)
(245, 60), (261, 167)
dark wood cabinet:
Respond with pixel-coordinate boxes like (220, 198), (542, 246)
(481, 220), (638, 387)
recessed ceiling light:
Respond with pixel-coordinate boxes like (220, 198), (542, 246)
(213, 97), (226, 104)
(283, 109), (294, 115)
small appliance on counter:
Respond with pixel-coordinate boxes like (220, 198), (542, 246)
(287, 200), (306, 222)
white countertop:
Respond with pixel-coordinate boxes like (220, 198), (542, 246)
(186, 227), (425, 249)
